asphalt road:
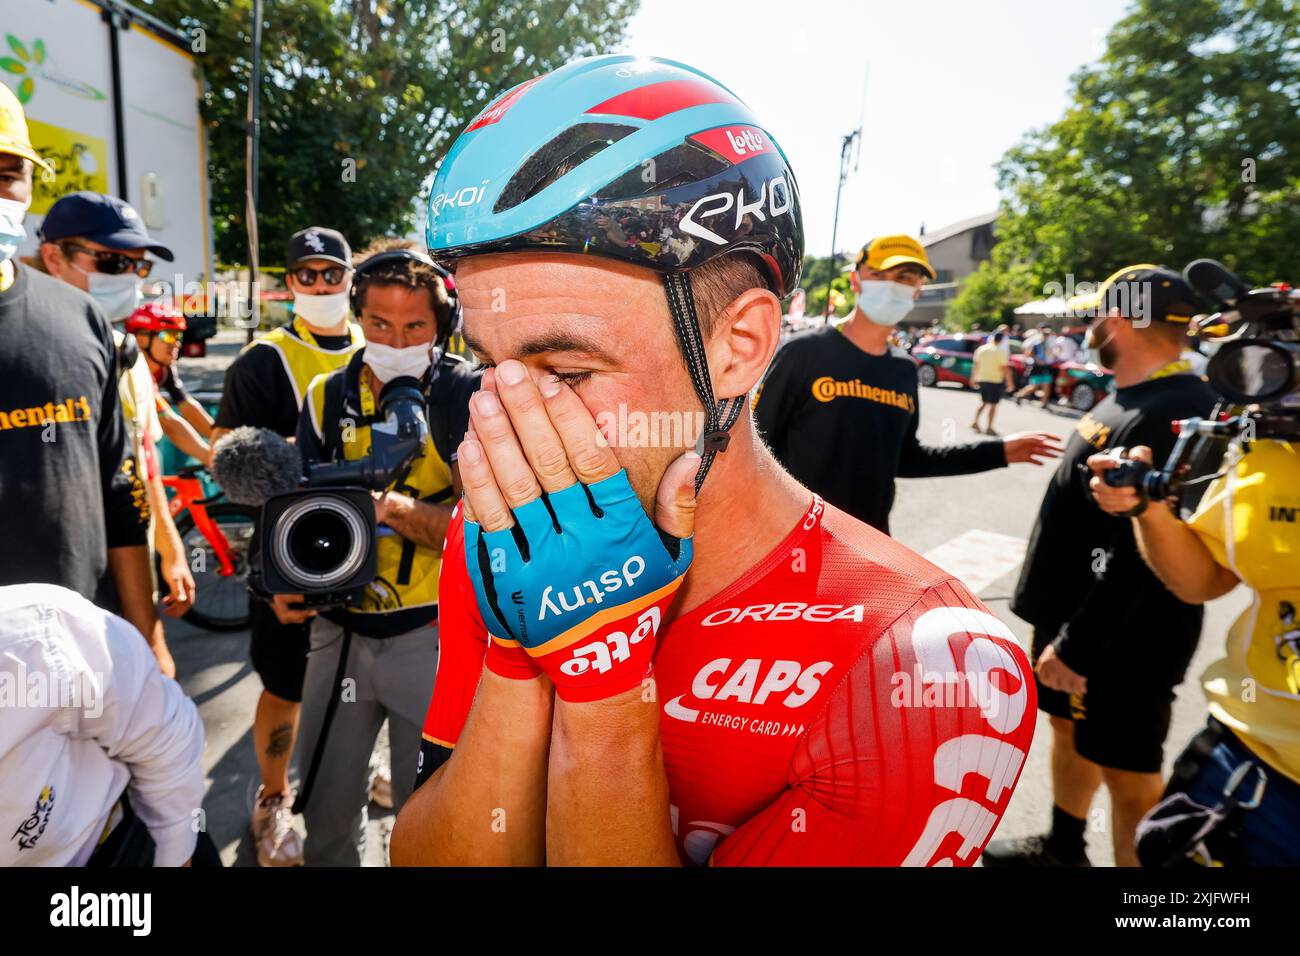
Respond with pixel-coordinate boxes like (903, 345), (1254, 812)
(171, 332), (1248, 867)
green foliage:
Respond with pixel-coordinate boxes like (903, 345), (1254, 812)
(140, 0), (638, 266)
(798, 254), (854, 318)
(945, 259), (1038, 331)
(953, 0), (1300, 322)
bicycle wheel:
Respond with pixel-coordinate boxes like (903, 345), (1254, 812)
(166, 502), (257, 631)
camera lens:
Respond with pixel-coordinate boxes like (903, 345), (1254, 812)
(271, 494), (369, 591)
(1207, 340), (1299, 404)
(287, 510), (353, 574)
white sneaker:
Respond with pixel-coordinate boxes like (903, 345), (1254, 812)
(368, 758), (393, 810)
(250, 786), (304, 867)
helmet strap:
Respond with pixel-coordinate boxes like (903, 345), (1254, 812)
(662, 272), (745, 494)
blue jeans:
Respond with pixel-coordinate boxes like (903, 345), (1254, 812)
(1178, 723), (1300, 866)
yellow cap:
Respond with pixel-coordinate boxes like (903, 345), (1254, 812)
(854, 234), (936, 280)
(0, 83), (54, 176)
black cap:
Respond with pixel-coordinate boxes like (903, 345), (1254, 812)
(38, 191), (174, 260)
(1099, 265), (1201, 325)
(286, 227), (351, 269)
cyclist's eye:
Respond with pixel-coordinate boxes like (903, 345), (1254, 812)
(553, 370), (593, 387)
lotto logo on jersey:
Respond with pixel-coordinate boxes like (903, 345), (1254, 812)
(560, 606), (661, 677)
(539, 555), (646, 622)
(665, 657), (834, 728)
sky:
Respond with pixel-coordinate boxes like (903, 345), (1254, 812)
(621, 0), (1134, 257)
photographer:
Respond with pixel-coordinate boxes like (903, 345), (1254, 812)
(292, 239), (478, 865)
(1087, 276), (1300, 866)
(985, 266), (1218, 867)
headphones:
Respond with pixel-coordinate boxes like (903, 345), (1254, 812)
(349, 248), (462, 344)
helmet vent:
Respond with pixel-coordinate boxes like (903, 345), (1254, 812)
(493, 122), (636, 214)
(599, 141), (728, 201)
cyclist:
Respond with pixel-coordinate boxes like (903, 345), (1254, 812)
(37, 191), (194, 674)
(391, 55), (1036, 866)
(1088, 421), (1300, 864)
(292, 238), (478, 865)
(211, 226), (363, 866)
(126, 301), (214, 464)
(754, 235), (1061, 535)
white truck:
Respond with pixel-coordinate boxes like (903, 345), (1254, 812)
(4, 0), (212, 286)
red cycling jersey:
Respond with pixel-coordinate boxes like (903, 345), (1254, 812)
(417, 495), (1036, 866)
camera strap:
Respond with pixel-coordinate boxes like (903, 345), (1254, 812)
(292, 626), (354, 817)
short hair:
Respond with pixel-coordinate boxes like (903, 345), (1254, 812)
(689, 253), (766, 337)
(352, 237), (452, 338)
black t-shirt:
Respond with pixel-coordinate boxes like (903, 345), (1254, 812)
(215, 329), (353, 437)
(1011, 372), (1219, 680)
(754, 324), (1006, 534)
(0, 265), (148, 598)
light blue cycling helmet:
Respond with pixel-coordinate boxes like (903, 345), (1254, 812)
(426, 55), (805, 489)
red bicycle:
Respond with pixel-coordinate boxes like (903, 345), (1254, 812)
(160, 465), (258, 631)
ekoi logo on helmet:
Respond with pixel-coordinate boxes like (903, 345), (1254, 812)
(428, 179), (491, 223)
(679, 176), (793, 246)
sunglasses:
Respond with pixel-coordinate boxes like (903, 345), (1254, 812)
(155, 329), (182, 345)
(62, 243), (153, 278)
(292, 265), (349, 286)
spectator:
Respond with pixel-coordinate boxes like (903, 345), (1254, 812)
(754, 234), (1062, 534)
(0, 86), (165, 672)
(971, 331), (1015, 435)
(38, 192), (195, 674)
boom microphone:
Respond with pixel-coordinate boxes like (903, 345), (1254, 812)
(211, 426), (303, 506)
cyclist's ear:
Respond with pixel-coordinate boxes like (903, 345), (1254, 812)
(707, 286), (783, 401)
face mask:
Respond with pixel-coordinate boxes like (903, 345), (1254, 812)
(292, 289), (350, 329)
(84, 269), (143, 322)
(365, 341), (432, 383)
(855, 280), (916, 327)
(0, 197), (28, 264)
(1084, 320), (1118, 368)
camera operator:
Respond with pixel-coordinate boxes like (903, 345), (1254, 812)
(292, 239), (478, 866)
(1087, 291), (1300, 866)
(984, 265), (1218, 867)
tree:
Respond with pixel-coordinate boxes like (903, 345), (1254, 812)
(798, 254), (854, 319)
(944, 259), (1037, 331)
(950, 0), (1299, 324)
(141, 0), (639, 266)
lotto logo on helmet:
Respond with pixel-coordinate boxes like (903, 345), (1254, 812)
(690, 126), (774, 164)
(680, 176), (792, 246)
(538, 555), (646, 621)
(560, 606), (661, 677)
(428, 180), (490, 223)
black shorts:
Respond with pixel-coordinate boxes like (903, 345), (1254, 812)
(249, 597), (311, 702)
(1031, 628), (1187, 774)
(978, 382), (1005, 404)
